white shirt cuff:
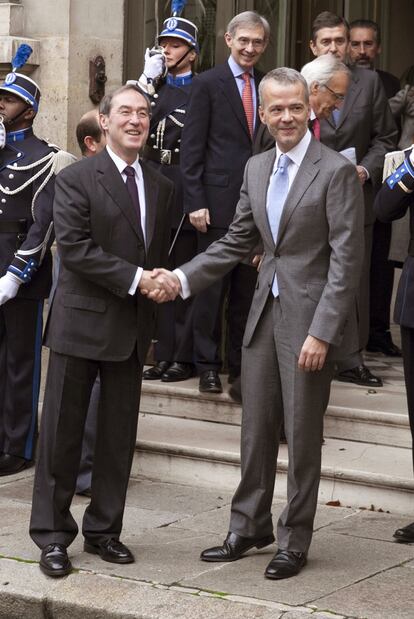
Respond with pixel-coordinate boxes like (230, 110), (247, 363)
(128, 267), (143, 295)
(173, 268), (191, 299)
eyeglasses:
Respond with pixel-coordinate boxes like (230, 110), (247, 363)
(235, 36), (266, 50)
(323, 84), (345, 101)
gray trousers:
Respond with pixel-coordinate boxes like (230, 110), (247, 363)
(229, 296), (334, 553)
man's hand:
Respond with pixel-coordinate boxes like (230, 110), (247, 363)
(298, 335), (329, 372)
(252, 254), (264, 272)
(0, 272), (21, 305)
(189, 208), (210, 233)
(138, 268), (181, 303)
(356, 165), (368, 185)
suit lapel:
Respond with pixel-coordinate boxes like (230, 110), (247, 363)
(256, 149), (276, 249)
(141, 161), (158, 250)
(276, 138), (321, 246)
(217, 63), (251, 140)
(333, 69), (361, 130)
(96, 149), (145, 246)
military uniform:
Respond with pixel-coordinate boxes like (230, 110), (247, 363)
(0, 128), (60, 461)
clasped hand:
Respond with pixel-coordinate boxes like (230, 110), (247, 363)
(138, 268), (181, 303)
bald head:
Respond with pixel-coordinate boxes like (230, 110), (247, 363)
(76, 109), (106, 157)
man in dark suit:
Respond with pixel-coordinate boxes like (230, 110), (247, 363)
(348, 18), (402, 357)
(150, 68), (364, 578)
(374, 150), (414, 543)
(29, 85), (175, 577)
(180, 11), (269, 395)
(309, 11), (398, 387)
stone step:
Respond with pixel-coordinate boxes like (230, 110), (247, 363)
(133, 412), (414, 515)
(140, 375), (411, 448)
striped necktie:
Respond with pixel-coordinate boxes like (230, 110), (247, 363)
(241, 72), (254, 138)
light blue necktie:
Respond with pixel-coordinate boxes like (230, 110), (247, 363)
(267, 153), (291, 297)
(332, 108), (341, 126)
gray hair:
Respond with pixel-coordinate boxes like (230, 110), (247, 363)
(300, 55), (350, 89)
(258, 68), (309, 106)
(99, 84), (151, 116)
(227, 11), (270, 42)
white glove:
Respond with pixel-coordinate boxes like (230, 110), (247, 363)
(143, 48), (165, 80)
(410, 146), (414, 167)
(0, 272), (21, 305)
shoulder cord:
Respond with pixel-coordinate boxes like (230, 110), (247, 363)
(1, 151), (56, 221)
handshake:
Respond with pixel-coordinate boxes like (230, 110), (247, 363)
(138, 268), (182, 303)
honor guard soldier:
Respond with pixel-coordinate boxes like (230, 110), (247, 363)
(0, 46), (74, 475)
(134, 17), (199, 382)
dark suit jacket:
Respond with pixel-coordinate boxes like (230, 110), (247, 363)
(44, 148), (174, 364)
(180, 61), (263, 229)
(374, 150), (414, 328)
(320, 66), (398, 224)
(377, 69), (400, 99)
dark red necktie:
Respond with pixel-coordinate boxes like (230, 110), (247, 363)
(124, 166), (144, 241)
(241, 72), (254, 138)
(312, 118), (321, 140)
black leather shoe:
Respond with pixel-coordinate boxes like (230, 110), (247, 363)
(229, 376), (242, 403)
(161, 362), (195, 382)
(84, 538), (135, 564)
(40, 543), (72, 577)
(265, 549), (307, 579)
(366, 334), (402, 357)
(200, 531), (275, 562)
(143, 361), (171, 380)
(199, 370), (222, 394)
(393, 522), (414, 543)
(336, 365), (383, 387)
(0, 453), (33, 476)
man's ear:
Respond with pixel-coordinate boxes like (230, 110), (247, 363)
(99, 113), (108, 132)
(309, 39), (318, 57)
(84, 135), (97, 154)
(24, 107), (36, 122)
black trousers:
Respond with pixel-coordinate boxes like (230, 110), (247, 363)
(369, 220), (395, 338)
(192, 227), (257, 376)
(401, 326), (414, 472)
(30, 348), (141, 549)
(0, 297), (43, 460)
(154, 229), (197, 363)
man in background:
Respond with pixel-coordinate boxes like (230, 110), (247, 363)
(348, 19), (402, 357)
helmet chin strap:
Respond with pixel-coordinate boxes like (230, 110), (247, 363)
(0, 103), (31, 148)
(167, 46), (193, 74)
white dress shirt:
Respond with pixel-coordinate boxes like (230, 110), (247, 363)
(105, 145), (146, 294)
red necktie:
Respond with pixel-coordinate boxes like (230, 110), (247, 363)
(312, 117), (321, 141)
(241, 72), (254, 138)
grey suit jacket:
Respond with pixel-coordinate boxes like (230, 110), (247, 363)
(180, 138), (364, 361)
(320, 67), (397, 225)
(44, 149), (174, 364)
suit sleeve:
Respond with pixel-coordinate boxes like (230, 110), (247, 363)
(359, 72), (398, 187)
(308, 162), (365, 345)
(180, 158), (261, 293)
(53, 165), (139, 297)
(180, 75), (212, 214)
(374, 155), (414, 222)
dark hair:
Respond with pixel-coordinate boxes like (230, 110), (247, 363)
(311, 11), (349, 42)
(76, 112), (102, 155)
(99, 84), (151, 116)
(349, 19), (380, 45)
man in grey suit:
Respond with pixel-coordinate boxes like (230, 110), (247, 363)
(149, 68), (364, 578)
(30, 85), (175, 577)
(309, 11), (398, 387)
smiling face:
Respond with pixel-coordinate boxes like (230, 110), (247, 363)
(310, 25), (349, 62)
(100, 88), (150, 164)
(224, 25), (267, 70)
(259, 80), (310, 153)
(159, 36), (196, 76)
(310, 70), (350, 119)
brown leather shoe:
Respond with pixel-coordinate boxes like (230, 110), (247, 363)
(200, 531), (275, 562)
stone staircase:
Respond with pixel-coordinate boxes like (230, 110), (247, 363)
(133, 351), (414, 515)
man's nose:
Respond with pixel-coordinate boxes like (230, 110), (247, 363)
(358, 42), (366, 53)
(281, 108), (292, 121)
(245, 41), (255, 53)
